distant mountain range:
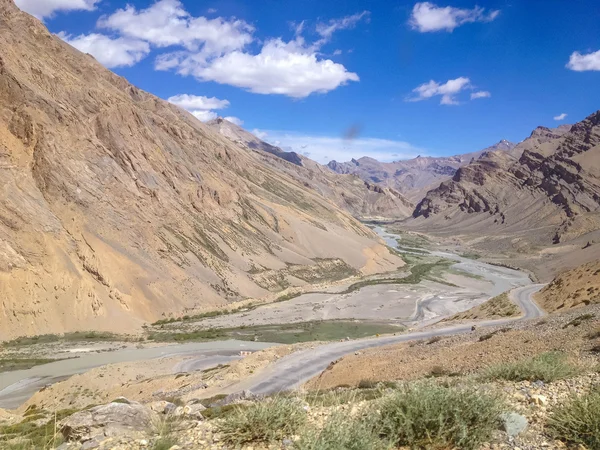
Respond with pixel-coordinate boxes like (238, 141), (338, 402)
(207, 118), (415, 219)
(327, 140), (517, 202)
(412, 114), (599, 249)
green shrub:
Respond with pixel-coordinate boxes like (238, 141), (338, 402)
(377, 381), (503, 450)
(547, 389), (600, 449)
(295, 411), (388, 450)
(482, 351), (579, 382)
(216, 397), (306, 445)
(152, 436), (178, 450)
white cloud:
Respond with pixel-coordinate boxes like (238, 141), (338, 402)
(223, 116), (243, 126)
(410, 2), (499, 32)
(167, 94), (229, 110)
(316, 11), (369, 39)
(471, 90), (491, 99)
(15, 0), (99, 19)
(57, 32), (150, 68)
(160, 37), (359, 98)
(167, 93), (232, 123)
(566, 49), (600, 71)
(333, 49), (343, 56)
(553, 113), (568, 121)
(408, 77), (471, 105)
(191, 110), (217, 122)
(98, 0), (254, 61)
(252, 129), (268, 140)
(257, 130), (424, 163)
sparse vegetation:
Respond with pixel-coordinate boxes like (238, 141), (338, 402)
(562, 313), (595, 329)
(446, 292), (520, 322)
(0, 357), (60, 372)
(295, 410), (387, 450)
(2, 331), (125, 347)
(0, 408), (78, 450)
(377, 381), (503, 450)
(547, 389), (600, 449)
(147, 320), (402, 344)
(217, 397), (306, 445)
(482, 351), (579, 382)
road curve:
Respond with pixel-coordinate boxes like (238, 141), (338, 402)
(230, 284), (546, 396)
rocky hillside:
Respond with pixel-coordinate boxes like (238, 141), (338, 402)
(535, 260), (600, 312)
(411, 112), (600, 251)
(207, 118), (414, 219)
(0, 0), (403, 339)
(327, 140), (515, 202)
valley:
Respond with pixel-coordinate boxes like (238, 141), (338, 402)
(0, 226), (533, 410)
(0, 1), (599, 448)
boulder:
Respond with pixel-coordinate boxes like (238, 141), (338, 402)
(149, 400), (177, 415)
(61, 400), (158, 442)
(501, 412), (528, 437)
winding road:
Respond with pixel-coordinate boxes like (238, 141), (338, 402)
(228, 283), (546, 396)
(0, 227), (545, 409)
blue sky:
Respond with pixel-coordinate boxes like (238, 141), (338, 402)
(16, 0), (600, 163)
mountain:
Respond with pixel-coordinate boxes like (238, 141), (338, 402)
(206, 118), (415, 219)
(0, 0), (402, 339)
(327, 140), (516, 202)
(411, 111), (600, 250)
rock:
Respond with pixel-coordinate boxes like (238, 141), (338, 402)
(60, 401), (158, 442)
(180, 403), (206, 420)
(530, 394), (548, 406)
(213, 390), (255, 406)
(149, 401), (177, 415)
(500, 412), (528, 437)
(111, 396), (132, 404)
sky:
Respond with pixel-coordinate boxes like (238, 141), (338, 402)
(14, 0), (600, 163)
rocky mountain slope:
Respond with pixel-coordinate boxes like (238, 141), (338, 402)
(327, 140), (516, 202)
(0, 0), (402, 339)
(411, 112), (600, 253)
(535, 260), (600, 312)
(207, 118), (414, 219)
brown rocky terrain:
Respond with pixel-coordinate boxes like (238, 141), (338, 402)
(535, 260), (600, 312)
(207, 118), (414, 219)
(327, 140), (516, 202)
(408, 113), (600, 279)
(0, 0), (403, 339)
(306, 304), (600, 390)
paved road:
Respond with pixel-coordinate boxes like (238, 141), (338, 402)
(232, 284), (546, 395)
(0, 227), (543, 409)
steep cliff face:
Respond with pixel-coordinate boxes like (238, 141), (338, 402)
(206, 118), (415, 219)
(412, 111), (600, 246)
(0, 0), (402, 339)
(326, 140), (516, 202)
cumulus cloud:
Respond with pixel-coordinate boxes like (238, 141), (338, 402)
(408, 77), (472, 105)
(159, 37), (359, 98)
(15, 0), (99, 19)
(54, 0), (362, 98)
(97, 0), (254, 62)
(553, 113), (568, 121)
(410, 2), (499, 32)
(191, 110), (218, 122)
(256, 130), (424, 163)
(566, 49), (600, 71)
(316, 11), (369, 40)
(470, 90), (491, 100)
(167, 93), (232, 122)
(57, 32), (150, 67)
(223, 116), (244, 126)
(167, 94), (230, 110)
